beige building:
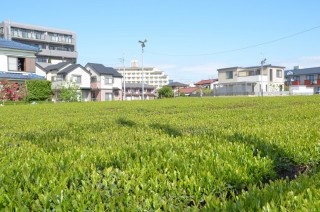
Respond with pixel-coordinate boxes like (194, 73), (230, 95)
(216, 65), (285, 96)
(117, 60), (169, 89)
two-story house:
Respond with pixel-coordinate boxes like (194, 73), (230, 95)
(285, 66), (320, 94)
(0, 38), (44, 82)
(37, 61), (91, 101)
(85, 63), (123, 101)
(216, 64), (285, 96)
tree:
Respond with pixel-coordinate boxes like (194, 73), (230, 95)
(59, 81), (82, 102)
(158, 86), (174, 98)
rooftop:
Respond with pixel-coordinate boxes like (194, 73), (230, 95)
(0, 71), (45, 80)
(87, 63), (122, 77)
(0, 38), (40, 52)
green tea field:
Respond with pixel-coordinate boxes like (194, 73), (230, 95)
(0, 96), (319, 210)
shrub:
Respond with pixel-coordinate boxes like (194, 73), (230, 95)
(26, 80), (52, 101)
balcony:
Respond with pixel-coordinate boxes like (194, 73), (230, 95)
(317, 79), (320, 85)
(292, 80), (300, 85)
(304, 80), (311, 85)
(39, 49), (78, 59)
(237, 75), (268, 83)
(91, 81), (101, 89)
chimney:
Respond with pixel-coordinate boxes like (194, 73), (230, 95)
(293, 66), (302, 70)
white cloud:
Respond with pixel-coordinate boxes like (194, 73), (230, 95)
(278, 55), (320, 70)
(154, 62), (226, 83)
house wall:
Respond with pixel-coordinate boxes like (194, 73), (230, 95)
(0, 49), (37, 72)
(35, 66), (46, 77)
(65, 66), (91, 89)
(218, 68), (238, 83)
(0, 55), (8, 71)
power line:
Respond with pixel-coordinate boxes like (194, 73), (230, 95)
(145, 24), (320, 57)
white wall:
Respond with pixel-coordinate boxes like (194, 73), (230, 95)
(0, 55), (8, 71)
(35, 66), (46, 77)
(66, 66), (91, 88)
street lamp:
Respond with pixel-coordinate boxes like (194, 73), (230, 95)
(119, 54), (126, 100)
(260, 58), (267, 96)
(139, 39), (147, 100)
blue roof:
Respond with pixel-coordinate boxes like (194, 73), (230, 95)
(285, 67), (320, 76)
(0, 71), (45, 80)
(0, 38), (40, 52)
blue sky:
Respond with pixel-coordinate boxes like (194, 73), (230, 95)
(2, 0), (320, 82)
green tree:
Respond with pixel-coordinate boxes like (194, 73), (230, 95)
(59, 81), (82, 102)
(158, 86), (174, 98)
(26, 80), (52, 101)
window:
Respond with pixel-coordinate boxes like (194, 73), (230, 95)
(293, 76), (300, 81)
(306, 75), (314, 81)
(226, 71), (233, 79)
(104, 76), (113, 84)
(269, 69), (273, 81)
(8, 57), (18, 71)
(276, 70), (282, 78)
(91, 76), (97, 83)
(72, 75), (81, 84)
(105, 93), (113, 101)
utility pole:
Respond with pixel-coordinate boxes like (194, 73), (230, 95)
(138, 39), (147, 100)
(260, 58), (267, 96)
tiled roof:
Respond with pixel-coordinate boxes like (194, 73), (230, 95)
(167, 82), (188, 87)
(0, 38), (39, 52)
(0, 71), (45, 80)
(86, 63), (123, 77)
(285, 67), (320, 76)
(195, 79), (218, 85)
(45, 62), (72, 72)
(179, 87), (199, 94)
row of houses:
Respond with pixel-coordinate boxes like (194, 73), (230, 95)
(0, 38), (157, 101)
(169, 64), (320, 96)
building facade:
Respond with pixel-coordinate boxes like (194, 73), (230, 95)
(216, 65), (286, 96)
(0, 38), (44, 81)
(124, 83), (156, 100)
(0, 20), (77, 64)
(117, 60), (169, 89)
(85, 63), (123, 101)
(285, 66), (320, 94)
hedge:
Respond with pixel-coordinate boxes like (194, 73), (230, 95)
(26, 80), (52, 101)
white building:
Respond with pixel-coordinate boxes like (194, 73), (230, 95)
(85, 63), (123, 101)
(0, 38), (44, 81)
(216, 64), (286, 96)
(36, 61), (91, 101)
(117, 60), (169, 89)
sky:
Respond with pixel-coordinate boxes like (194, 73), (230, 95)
(2, 0), (320, 83)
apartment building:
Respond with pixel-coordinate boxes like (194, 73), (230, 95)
(117, 60), (169, 89)
(0, 20), (77, 64)
(216, 64), (285, 96)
